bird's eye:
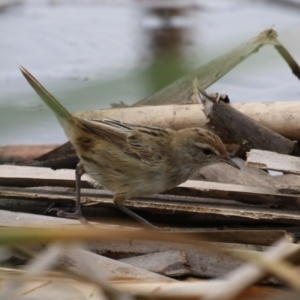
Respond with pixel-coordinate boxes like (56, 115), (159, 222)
(203, 148), (213, 155)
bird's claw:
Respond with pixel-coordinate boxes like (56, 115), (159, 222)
(49, 207), (89, 225)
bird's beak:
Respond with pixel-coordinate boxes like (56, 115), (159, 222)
(223, 156), (240, 170)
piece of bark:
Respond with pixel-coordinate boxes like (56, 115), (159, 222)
(184, 230), (290, 246)
(0, 144), (59, 163)
(200, 92), (296, 154)
(246, 149), (300, 174)
(36, 142), (75, 161)
(275, 174), (300, 189)
(29, 142), (78, 170)
(29, 155), (79, 170)
(93, 231), (290, 256)
(103, 198), (300, 225)
(96, 241), (259, 279)
(64, 248), (173, 281)
(119, 250), (191, 277)
(191, 158), (292, 190)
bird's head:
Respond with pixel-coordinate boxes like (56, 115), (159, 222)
(173, 128), (239, 169)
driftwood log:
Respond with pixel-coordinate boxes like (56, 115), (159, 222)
(200, 92), (296, 155)
(74, 102), (300, 141)
(2, 101), (300, 165)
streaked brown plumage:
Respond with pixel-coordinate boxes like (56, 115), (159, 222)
(20, 66), (239, 226)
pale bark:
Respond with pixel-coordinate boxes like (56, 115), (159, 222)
(74, 101), (300, 140)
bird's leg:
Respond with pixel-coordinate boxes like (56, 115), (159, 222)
(50, 163), (88, 225)
(113, 194), (158, 228)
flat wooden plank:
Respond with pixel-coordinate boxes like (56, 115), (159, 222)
(1, 165), (300, 207)
(183, 229), (290, 246)
(0, 165), (91, 188)
(0, 210), (137, 230)
(1, 186), (300, 225)
(246, 149), (300, 174)
(0, 210), (80, 227)
(1, 184), (297, 208)
(92, 199), (300, 225)
(172, 180), (300, 206)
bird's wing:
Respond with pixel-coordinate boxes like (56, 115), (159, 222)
(81, 119), (172, 164)
(91, 119), (133, 134)
(126, 123), (172, 164)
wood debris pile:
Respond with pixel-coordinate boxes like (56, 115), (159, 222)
(1, 29), (300, 299)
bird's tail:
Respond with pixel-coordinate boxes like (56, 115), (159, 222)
(19, 66), (73, 128)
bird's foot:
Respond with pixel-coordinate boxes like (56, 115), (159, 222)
(49, 207), (91, 226)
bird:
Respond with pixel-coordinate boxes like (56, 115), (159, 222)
(20, 66), (239, 227)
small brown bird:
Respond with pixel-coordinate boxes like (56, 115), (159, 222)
(20, 66), (239, 227)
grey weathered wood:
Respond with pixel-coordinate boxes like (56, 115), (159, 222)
(1, 165), (300, 207)
(89, 239), (273, 280)
(0, 165), (91, 188)
(171, 180), (300, 206)
(2, 164), (300, 226)
(275, 174), (300, 189)
(65, 248), (173, 281)
(191, 158), (292, 190)
(246, 149), (300, 174)
(200, 92), (296, 154)
(2, 186), (300, 225)
(0, 210), (139, 231)
(120, 250), (190, 277)
(0, 209), (80, 227)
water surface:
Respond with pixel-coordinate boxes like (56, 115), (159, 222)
(1, 0), (300, 144)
